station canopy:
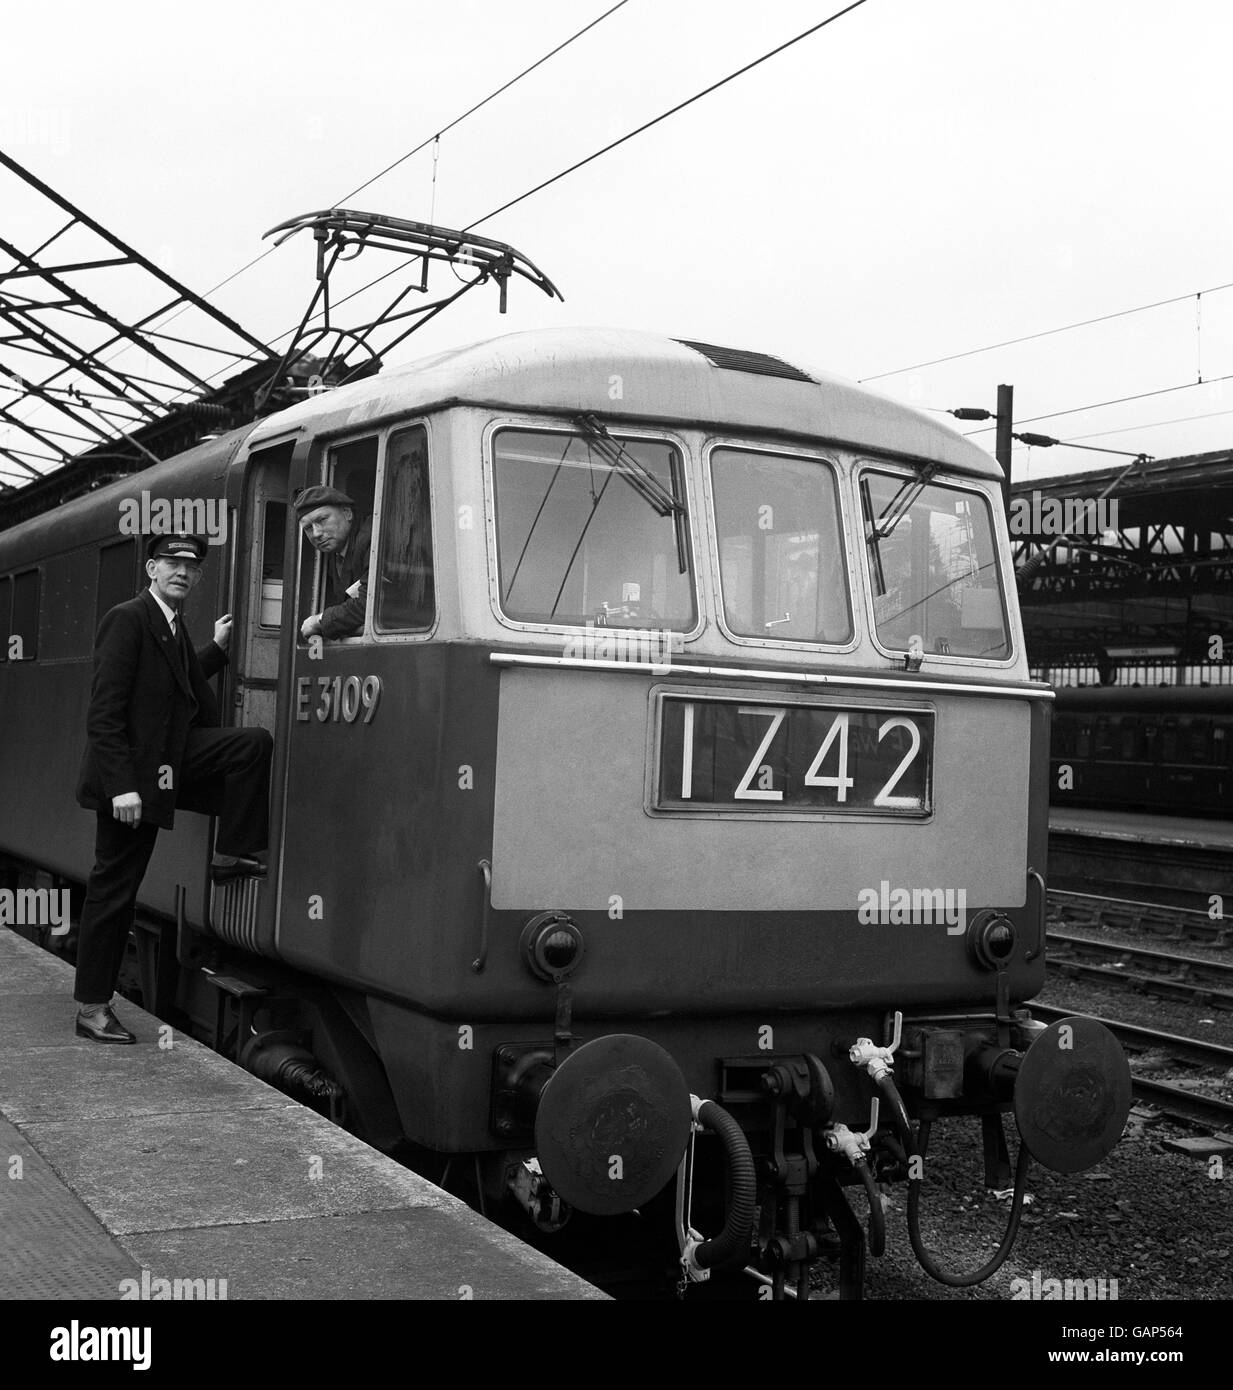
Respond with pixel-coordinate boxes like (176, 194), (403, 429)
(0, 151), (289, 526)
(1012, 451), (1233, 677)
(0, 154), (561, 532)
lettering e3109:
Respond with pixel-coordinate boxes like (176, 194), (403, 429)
(296, 674), (382, 724)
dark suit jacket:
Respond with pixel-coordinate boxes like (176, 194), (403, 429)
(76, 589), (228, 829)
(319, 515), (372, 639)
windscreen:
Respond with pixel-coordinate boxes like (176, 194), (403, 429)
(861, 470), (1010, 659)
(711, 447), (851, 644)
(492, 427), (694, 629)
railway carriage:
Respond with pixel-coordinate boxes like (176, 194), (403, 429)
(1051, 684), (1233, 817)
(0, 328), (1130, 1297)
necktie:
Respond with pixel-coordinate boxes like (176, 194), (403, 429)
(168, 613), (188, 673)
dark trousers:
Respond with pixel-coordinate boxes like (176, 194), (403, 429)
(73, 815), (159, 1005)
(73, 725), (273, 1004)
(180, 726), (272, 857)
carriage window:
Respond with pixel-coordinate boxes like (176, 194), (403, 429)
(711, 449), (851, 643)
(861, 471), (1010, 660)
(492, 427), (694, 629)
(11, 569), (40, 661)
(1075, 721), (1092, 759)
(376, 426), (434, 630)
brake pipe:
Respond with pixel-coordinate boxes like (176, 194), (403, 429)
(678, 1096), (757, 1279)
(824, 1103), (886, 1259)
(906, 1117), (1031, 1286)
(853, 1159), (886, 1257)
(874, 1073), (915, 1151)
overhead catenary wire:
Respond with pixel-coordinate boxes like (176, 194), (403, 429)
(1061, 405), (1233, 444)
(337, 0), (632, 206)
(238, 1), (875, 362)
(2, 1), (636, 472)
(65, 0), (633, 415)
(963, 371), (1233, 437)
(860, 280), (1233, 383)
(120, 1), (636, 335)
(462, 0), (871, 231)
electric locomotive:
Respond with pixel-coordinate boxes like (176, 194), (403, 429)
(0, 327), (1131, 1298)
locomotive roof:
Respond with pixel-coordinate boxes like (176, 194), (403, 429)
(0, 330), (1002, 565)
(249, 327), (1002, 481)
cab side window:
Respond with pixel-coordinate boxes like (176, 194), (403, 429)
(376, 426), (434, 631)
(97, 539), (139, 625)
(10, 569), (39, 661)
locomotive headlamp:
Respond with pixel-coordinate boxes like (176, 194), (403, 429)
(520, 911), (585, 982)
(967, 911), (1017, 971)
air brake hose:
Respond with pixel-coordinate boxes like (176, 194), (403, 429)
(692, 1099), (757, 1270)
(907, 1117), (1031, 1286)
(875, 1073), (914, 1151)
(854, 1160), (886, 1256)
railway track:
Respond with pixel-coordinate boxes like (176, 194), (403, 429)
(1031, 1002), (1233, 1132)
(1045, 929), (1233, 1010)
(1046, 888), (1231, 949)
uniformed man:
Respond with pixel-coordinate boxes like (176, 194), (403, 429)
(73, 533), (273, 1044)
(294, 485), (372, 640)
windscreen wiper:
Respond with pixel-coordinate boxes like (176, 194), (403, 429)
(575, 413), (688, 574)
(868, 462), (939, 541)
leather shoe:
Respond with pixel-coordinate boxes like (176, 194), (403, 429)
(211, 856), (268, 883)
(76, 1006), (137, 1044)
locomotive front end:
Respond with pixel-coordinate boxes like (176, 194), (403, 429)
(465, 341), (1131, 1296)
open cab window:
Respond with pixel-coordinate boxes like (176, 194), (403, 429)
(297, 437), (377, 641)
(861, 469), (1010, 660)
(492, 426), (694, 630)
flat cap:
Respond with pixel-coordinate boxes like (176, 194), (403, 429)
(146, 532), (208, 562)
(293, 485), (356, 517)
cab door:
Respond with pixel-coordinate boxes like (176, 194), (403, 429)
(233, 438), (297, 735)
(207, 434), (306, 956)
(274, 424), (438, 985)
(276, 432), (380, 973)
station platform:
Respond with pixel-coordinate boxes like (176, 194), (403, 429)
(1049, 806), (1233, 850)
(1048, 807), (1231, 910)
(0, 928), (604, 1301)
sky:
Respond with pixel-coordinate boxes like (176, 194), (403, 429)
(4, 0), (1233, 485)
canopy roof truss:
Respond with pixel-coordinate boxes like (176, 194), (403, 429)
(0, 150), (278, 493)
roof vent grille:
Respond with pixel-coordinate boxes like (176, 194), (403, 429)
(674, 339), (816, 384)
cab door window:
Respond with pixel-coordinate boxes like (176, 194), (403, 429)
(375, 425), (434, 631)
